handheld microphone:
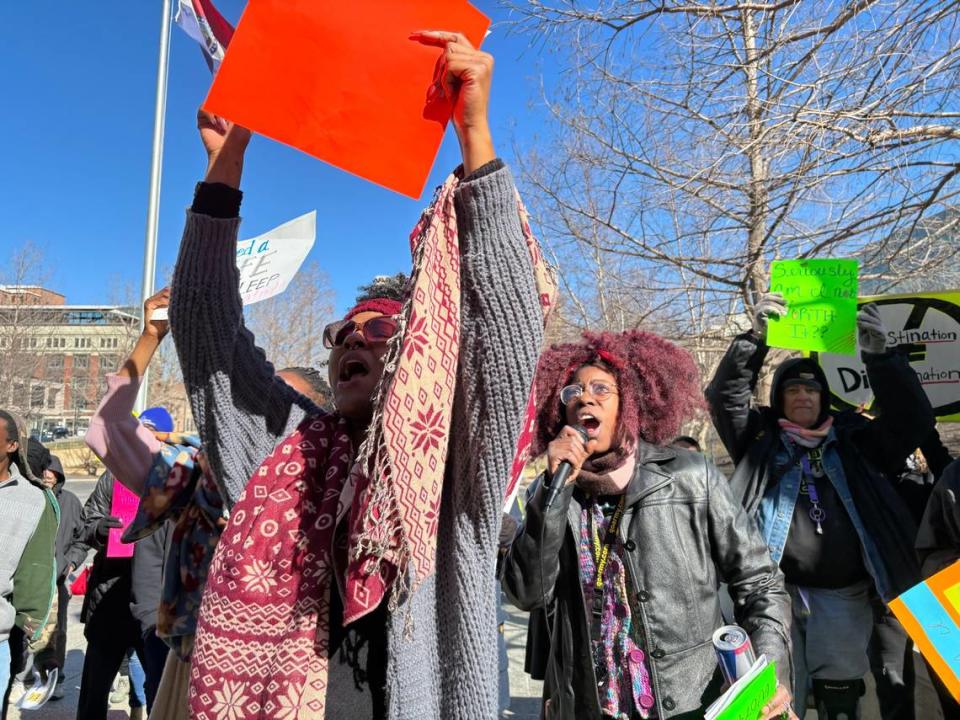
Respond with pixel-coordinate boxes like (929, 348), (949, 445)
(543, 425), (589, 511)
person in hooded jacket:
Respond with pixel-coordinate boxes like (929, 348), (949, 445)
(705, 294), (935, 719)
(0, 412), (57, 720)
(503, 329), (794, 720)
(33, 454), (87, 701)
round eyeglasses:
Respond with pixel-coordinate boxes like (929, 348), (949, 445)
(559, 381), (618, 406)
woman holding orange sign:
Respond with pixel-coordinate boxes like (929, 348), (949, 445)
(169, 30), (555, 720)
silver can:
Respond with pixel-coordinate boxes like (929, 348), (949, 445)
(712, 624), (756, 685)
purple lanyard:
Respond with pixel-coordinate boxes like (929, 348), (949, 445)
(799, 451), (826, 535)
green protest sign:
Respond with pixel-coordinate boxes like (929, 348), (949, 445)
(767, 259), (859, 356)
(714, 661), (777, 720)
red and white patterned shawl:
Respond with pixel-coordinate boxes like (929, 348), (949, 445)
(188, 171), (556, 718)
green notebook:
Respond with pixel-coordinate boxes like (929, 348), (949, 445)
(706, 658), (778, 720)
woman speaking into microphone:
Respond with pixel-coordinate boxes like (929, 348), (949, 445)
(501, 329), (796, 720)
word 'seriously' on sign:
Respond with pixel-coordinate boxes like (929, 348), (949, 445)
(767, 259), (859, 356)
(236, 211), (316, 306)
(204, 0), (490, 198)
(814, 291), (960, 421)
(890, 561), (960, 701)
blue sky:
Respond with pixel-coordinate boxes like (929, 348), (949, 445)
(0, 1), (549, 313)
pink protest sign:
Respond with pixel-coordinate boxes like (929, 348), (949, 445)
(106, 480), (139, 558)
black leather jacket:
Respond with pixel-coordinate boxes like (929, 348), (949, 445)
(502, 443), (791, 720)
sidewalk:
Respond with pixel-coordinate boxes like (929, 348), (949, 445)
(6, 593), (946, 719)
(7, 593), (136, 720)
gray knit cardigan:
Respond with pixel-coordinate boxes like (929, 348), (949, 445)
(169, 164), (544, 719)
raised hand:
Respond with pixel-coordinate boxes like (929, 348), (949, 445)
(857, 302), (887, 354)
(197, 108), (251, 188)
(143, 287), (170, 341)
(752, 293), (788, 340)
(411, 30), (495, 175)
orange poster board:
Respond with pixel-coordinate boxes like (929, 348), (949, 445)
(889, 561), (960, 701)
(204, 0), (490, 198)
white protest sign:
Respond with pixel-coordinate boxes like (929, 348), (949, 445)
(236, 211), (316, 305)
(814, 291), (960, 421)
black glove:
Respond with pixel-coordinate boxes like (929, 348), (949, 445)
(95, 516), (123, 540)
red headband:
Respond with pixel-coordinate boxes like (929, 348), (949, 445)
(344, 298), (403, 320)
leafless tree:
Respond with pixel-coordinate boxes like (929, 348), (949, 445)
(506, 0), (960, 329)
(0, 243), (54, 425)
(246, 260), (337, 371)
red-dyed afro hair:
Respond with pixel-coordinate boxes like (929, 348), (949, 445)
(531, 329), (705, 456)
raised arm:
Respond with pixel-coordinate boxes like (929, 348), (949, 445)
(851, 305), (935, 470)
(705, 295), (786, 463)
(85, 289), (169, 494)
(169, 113), (314, 506)
(407, 32), (549, 718)
(705, 331), (770, 463)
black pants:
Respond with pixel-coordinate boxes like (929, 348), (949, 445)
(76, 610), (144, 720)
(35, 581), (69, 677)
(926, 656), (960, 720)
(868, 606), (915, 720)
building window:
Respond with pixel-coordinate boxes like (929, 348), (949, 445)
(30, 386), (44, 409)
(74, 355), (89, 370)
(47, 355), (63, 372)
(100, 354), (121, 373)
(47, 387), (59, 410)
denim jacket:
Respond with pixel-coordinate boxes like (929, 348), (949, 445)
(755, 429), (890, 598)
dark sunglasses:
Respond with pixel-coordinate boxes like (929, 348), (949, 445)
(322, 316), (399, 349)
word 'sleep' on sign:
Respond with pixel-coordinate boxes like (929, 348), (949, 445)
(814, 291), (960, 421)
(204, 0), (490, 198)
(236, 211), (316, 306)
(766, 259), (859, 356)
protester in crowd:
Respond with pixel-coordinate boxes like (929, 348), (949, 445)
(669, 435), (702, 452)
(502, 330), (794, 720)
(0, 411), (58, 720)
(33, 454), (86, 701)
(167, 30), (552, 719)
(277, 365), (333, 409)
(74, 466), (157, 720)
(85, 286), (341, 718)
(868, 431), (953, 720)
(705, 294), (935, 719)
(914, 453), (960, 719)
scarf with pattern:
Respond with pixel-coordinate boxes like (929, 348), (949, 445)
(189, 169), (557, 718)
(778, 416), (834, 449)
(578, 502), (654, 719)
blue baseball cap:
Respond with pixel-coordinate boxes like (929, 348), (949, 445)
(139, 406), (173, 433)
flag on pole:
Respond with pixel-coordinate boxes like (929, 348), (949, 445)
(174, 0), (234, 72)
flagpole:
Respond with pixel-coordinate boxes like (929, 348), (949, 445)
(136, 0), (173, 414)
